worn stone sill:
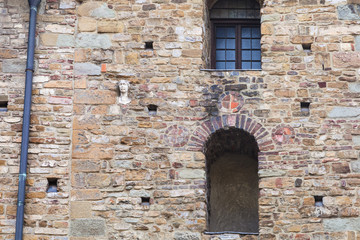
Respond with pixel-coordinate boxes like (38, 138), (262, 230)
(200, 69), (262, 72)
(204, 231), (259, 235)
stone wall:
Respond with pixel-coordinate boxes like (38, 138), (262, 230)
(1, 0), (360, 239)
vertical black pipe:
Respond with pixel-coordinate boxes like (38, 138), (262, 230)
(15, 0), (41, 239)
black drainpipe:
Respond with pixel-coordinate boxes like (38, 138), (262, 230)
(15, 0), (41, 239)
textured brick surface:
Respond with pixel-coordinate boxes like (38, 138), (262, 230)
(2, 0), (360, 239)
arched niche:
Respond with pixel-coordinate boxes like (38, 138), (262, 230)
(204, 127), (259, 233)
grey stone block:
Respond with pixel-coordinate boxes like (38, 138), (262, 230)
(2, 59), (26, 73)
(259, 169), (286, 177)
(74, 63), (101, 76)
(91, 3), (116, 18)
(76, 33), (112, 49)
(351, 160), (360, 172)
(324, 217), (360, 231)
(356, 36), (360, 51)
(349, 83), (360, 93)
(70, 219), (105, 237)
(327, 107), (360, 118)
(57, 34), (75, 47)
(353, 136), (360, 145)
(337, 4), (360, 20)
(174, 232), (200, 240)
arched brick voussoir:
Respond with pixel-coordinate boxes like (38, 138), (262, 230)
(187, 114), (273, 151)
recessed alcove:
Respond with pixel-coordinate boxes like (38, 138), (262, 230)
(204, 127), (259, 234)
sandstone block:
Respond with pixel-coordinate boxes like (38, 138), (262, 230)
(87, 174), (111, 188)
(78, 2), (105, 17)
(57, 34), (75, 47)
(332, 162), (350, 173)
(70, 219), (105, 237)
(182, 49), (202, 58)
(72, 144), (114, 159)
(72, 159), (100, 173)
(261, 23), (274, 35)
(74, 63), (101, 75)
(78, 17), (97, 32)
(274, 89), (296, 97)
(71, 189), (102, 201)
(98, 20), (124, 33)
(334, 52), (360, 68)
(74, 90), (116, 104)
(0, 48), (17, 58)
(125, 52), (139, 64)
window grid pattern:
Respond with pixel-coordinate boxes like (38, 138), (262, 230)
(241, 27), (261, 70)
(214, 25), (261, 70)
(215, 27), (236, 70)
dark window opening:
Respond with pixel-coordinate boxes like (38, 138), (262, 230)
(210, 0), (261, 70)
(147, 104), (158, 115)
(0, 101), (8, 112)
(47, 178), (58, 193)
(141, 197), (150, 206)
(314, 196), (324, 207)
(300, 102), (310, 114)
(145, 41), (153, 49)
(205, 128), (259, 234)
(302, 43), (312, 52)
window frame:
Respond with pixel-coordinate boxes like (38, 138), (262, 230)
(211, 19), (261, 70)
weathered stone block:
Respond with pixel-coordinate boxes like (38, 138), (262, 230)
(2, 59), (26, 73)
(125, 52), (139, 64)
(328, 107), (360, 118)
(78, 17), (97, 32)
(70, 201), (92, 218)
(333, 52), (360, 68)
(174, 232), (200, 240)
(74, 63), (101, 75)
(259, 169), (286, 177)
(0, 48), (17, 58)
(324, 217), (360, 231)
(74, 90), (116, 104)
(71, 189), (102, 201)
(75, 33), (112, 49)
(72, 144), (114, 159)
(337, 4), (360, 20)
(70, 219), (105, 236)
(98, 20), (124, 33)
(355, 35), (360, 51)
(351, 160), (360, 172)
(178, 169), (205, 179)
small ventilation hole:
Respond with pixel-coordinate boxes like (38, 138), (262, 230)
(141, 197), (150, 206)
(302, 43), (312, 52)
(301, 102), (310, 115)
(147, 104), (158, 115)
(47, 178), (58, 193)
(145, 41), (153, 50)
(314, 196), (324, 207)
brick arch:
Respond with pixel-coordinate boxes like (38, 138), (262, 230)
(188, 114), (273, 152)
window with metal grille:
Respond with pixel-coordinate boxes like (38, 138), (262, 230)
(210, 0), (261, 70)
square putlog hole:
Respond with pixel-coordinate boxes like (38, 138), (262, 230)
(314, 196), (324, 207)
(145, 41), (153, 50)
(141, 197), (150, 206)
(47, 178), (58, 193)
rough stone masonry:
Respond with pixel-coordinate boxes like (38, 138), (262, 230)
(1, 0), (360, 239)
